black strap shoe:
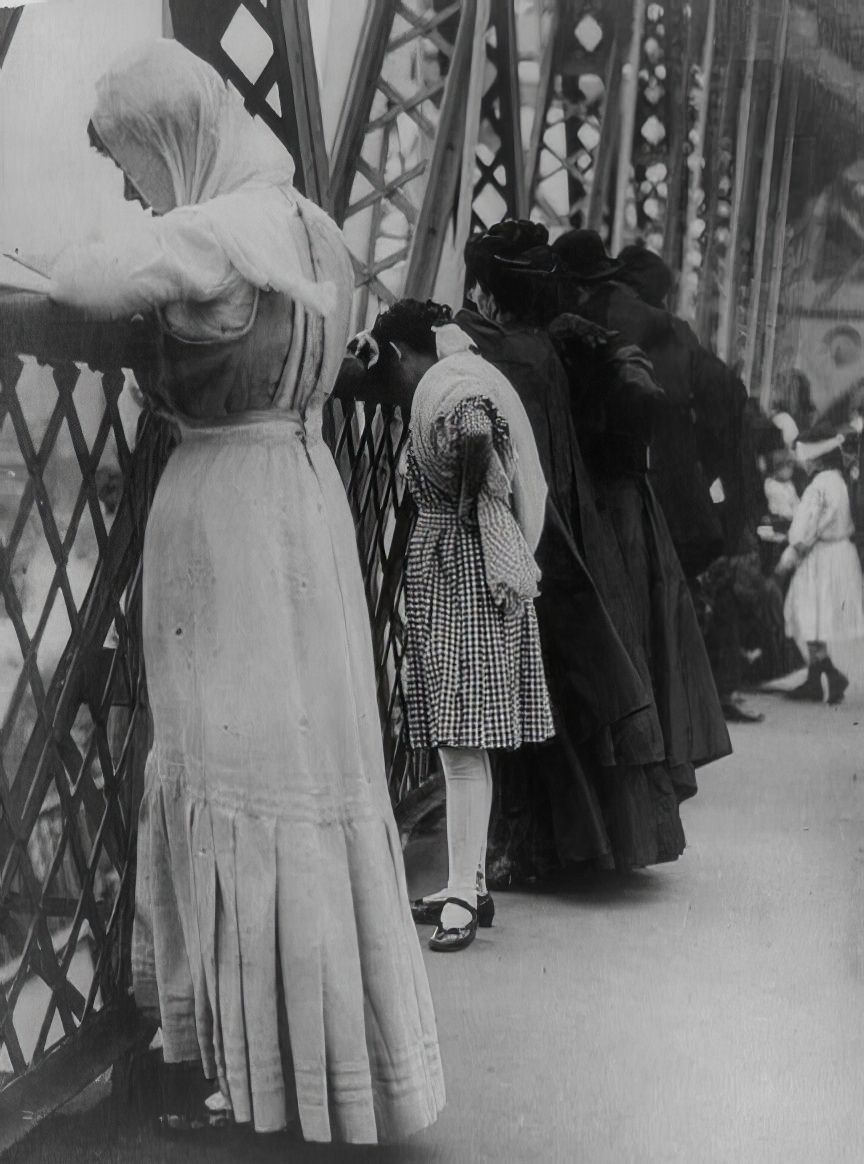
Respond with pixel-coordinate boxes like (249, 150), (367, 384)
(157, 1064), (233, 1136)
(429, 898), (479, 952)
(786, 666), (824, 703)
(411, 892), (494, 928)
(825, 665), (849, 705)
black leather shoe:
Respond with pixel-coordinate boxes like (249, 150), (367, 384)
(411, 892), (494, 928)
(157, 1065), (233, 1136)
(428, 898), (479, 952)
(786, 667), (824, 703)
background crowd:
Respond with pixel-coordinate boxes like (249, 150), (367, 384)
(346, 216), (864, 900)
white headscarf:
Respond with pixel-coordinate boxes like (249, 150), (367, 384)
(91, 39), (336, 316)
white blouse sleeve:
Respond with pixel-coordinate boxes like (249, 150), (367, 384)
(49, 209), (239, 320)
(787, 480), (826, 553)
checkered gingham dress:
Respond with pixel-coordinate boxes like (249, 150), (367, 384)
(404, 395), (554, 751)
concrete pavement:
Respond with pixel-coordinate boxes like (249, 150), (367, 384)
(404, 648), (864, 1164)
(9, 650), (864, 1164)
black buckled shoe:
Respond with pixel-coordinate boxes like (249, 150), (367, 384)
(428, 898), (479, 952)
(411, 892), (494, 928)
(157, 1064), (233, 1136)
(826, 664), (849, 706)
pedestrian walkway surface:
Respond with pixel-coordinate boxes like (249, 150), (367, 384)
(8, 645), (864, 1164)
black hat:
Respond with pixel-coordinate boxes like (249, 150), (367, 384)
(616, 244), (674, 307)
(490, 244), (560, 277)
(464, 221), (551, 282)
(464, 226), (560, 320)
(551, 229), (623, 281)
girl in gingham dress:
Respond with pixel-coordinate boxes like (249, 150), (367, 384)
(350, 300), (553, 951)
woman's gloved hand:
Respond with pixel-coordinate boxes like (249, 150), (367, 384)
(548, 312), (617, 351)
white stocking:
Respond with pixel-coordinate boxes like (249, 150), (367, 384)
(476, 765), (493, 896)
(436, 747), (492, 929)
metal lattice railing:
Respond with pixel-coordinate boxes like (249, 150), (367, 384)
(323, 396), (424, 804)
(0, 301), (164, 1097)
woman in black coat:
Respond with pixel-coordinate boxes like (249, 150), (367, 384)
(457, 221), (706, 876)
(555, 234), (761, 723)
(547, 307), (731, 810)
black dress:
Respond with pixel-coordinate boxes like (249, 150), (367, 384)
(572, 280), (747, 579)
(456, 309), (697, 875)
(550, 317), (732, 799)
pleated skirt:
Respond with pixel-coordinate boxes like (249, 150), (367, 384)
(131, 414), (444, 1143)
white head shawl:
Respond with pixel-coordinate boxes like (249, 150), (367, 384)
(91, 38), (336, 316)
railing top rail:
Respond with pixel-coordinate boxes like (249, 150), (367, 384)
(0, 293), (153, 371)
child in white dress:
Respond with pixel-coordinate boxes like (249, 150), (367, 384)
(764, 450), (800, 528)
(778, 423), (864, 704)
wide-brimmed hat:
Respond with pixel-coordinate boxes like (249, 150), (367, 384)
(464, 221), (551, 283)
(551, 229), (623, 281)
(489, 243), (560, 278)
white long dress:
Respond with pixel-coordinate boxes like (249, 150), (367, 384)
(784, 468), (864, 649)
(51, 38), (443, 1146)
(53, 192), (444, 1146)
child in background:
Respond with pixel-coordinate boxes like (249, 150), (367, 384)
(778, 422), (864, 704)
(764, 449), (800, 532)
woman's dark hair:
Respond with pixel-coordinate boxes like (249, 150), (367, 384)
(370, 299), (452, 361)
(463, 219), (558, 321)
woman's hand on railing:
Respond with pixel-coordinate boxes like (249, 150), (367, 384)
(332, 354), (370, 401)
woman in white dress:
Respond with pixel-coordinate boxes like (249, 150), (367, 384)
(49, 39), (444, 1142)
(778, 422), (864, 704)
